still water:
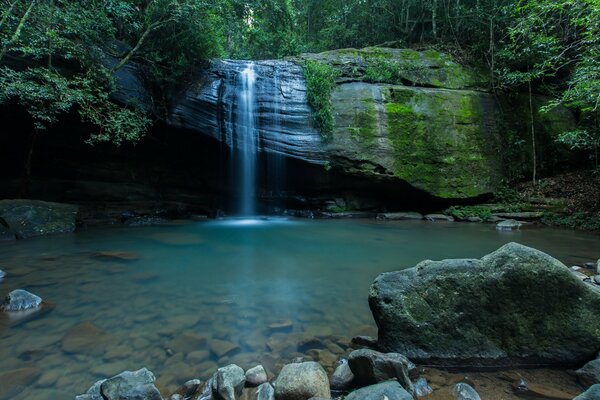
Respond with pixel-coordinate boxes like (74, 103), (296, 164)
(0, 218), (598, 399)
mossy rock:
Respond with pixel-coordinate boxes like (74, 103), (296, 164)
(0, 199), (78, 239)
(369, 243), (600, 368)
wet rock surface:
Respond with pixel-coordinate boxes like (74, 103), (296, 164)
(453, 383), (481, 400)
(0, 199), (78, 239)
(578, 356), (600, 387)
(273, 361), (330, 400)
(213, 364), (245, 400)
(344, 380), (413, 400)
(1, 289), (42, 311)
(329, 359), (354, 390)
(369, 242), (600, 367)
(348, 349), (414, 392)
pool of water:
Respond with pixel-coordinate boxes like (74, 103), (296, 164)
(0, 218), (598, 399)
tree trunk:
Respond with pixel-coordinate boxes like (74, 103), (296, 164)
(19, 127), (39, 198)
(528, 76), (537, 186)
(432, 0), (438, 38)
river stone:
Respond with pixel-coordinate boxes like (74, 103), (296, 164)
(76, 379), (105, 400)
(344, 380), (413, 400)
(348, 349), (414, 393)
(257, 382), (275, 400)
(171, 378), (202, 398)
(369, 242), (600, 367)
(575, 384), (600, 400)
(1, 289), (42, 311)
(213, 364), (245, 400)
(453, 383), (481, 400)
(0, 199), (78, 239)
(414, 377), (433, 397)
(273, 361), (330, 400)
(577, 357), (600, 387)
(100, 368), (162, 400)
(377, 212), (423, 221)
(496, 219), (523, 231)
(0, 269), (5, 279)
(245, 365), (267, 387)
(330, 359), (354, 390)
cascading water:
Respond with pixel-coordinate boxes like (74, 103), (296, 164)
(266, 68), (286, 204)
(233, 63), (258, 216)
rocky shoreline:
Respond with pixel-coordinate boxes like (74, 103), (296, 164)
(4, 243), (600, 399)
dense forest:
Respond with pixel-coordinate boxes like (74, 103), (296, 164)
(0, 0), (598, 168)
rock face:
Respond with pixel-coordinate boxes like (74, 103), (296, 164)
(348, 349), (414, 393)
(100, 368), (162, 400)
(1, 289), (42, 311)
(166, 47), (573, 200)
(578, 356), (600, 387)
(344, 380), (413, 400)
(369, 242), (600, 368)
(0, 199), (78, 239)
(273, 361), (330, 400)
(575, 385), (600, 400)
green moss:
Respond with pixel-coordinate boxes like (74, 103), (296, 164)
(302, 60), (339, 139)
(349, 103), (377, 142)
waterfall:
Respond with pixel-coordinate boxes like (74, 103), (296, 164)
(233, 63), (258, 216)
(266, 68), (286, 206)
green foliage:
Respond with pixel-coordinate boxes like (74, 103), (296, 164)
(364, 57), (426, 85)
(541, 212), (600, 231)
(493, 184), (521, 204)
(302, 60), (338, 139)
(445, 206), (493, 222)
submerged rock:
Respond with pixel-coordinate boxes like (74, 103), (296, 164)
(348, 349), (414, 393)
(350, 335), (377, 349)
(100, 368), (162, 400)
(575, 384), (600, 400)
(369, 242), (600, 368)
(213, 364), (245, 400)
(273, 361), (330, 400)
(577, 356), (600, 387)
(1, 289), (42, 311)
(257, 382), (275, 400)
(0, 199), (78, 239)
(330, 359), (355, 390)
(453, 383), (481, 400)
(344, 380), (413, 400)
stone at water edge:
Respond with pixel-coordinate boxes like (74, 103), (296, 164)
(75, 379), (105, 400)
(245, 365), (268, 387)
(496, 219), (523, 231)
(0, 199), (78, 239)
(453, 383), (481, 400)
(0, 269), (5, 279)
(575, 384), (600, 400)
(414, 377), (433, 397)
(171, 378), (202, 398)
(344, 380), (413, 400)
(577, 357), (600, 387)
(273, 361), (330, 400)
(1, 289), (42, 311)
(347, 349), (415, 394)
(330, 359), (355, 390)
(100, 368), (162, 400)
(257, 382), (275, 400)
(213, 364), (245, 400)
(369, 242), (600, 367)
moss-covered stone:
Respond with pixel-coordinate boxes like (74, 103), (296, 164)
(369, 243), (600, 368)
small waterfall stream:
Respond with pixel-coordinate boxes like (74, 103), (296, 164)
(233, 63), (258, 216)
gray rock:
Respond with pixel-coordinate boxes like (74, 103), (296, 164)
(100, 368), (162, 400)
(170, 395), (183, 400)
(347, 349), (414, 393)
(453, 383), (481, 400)
(0, 269), (5, 279)
(595, 276), (600, 285)
(256, 382), (275, 400)
(76, 378), (105, 400)
(425, 214), (454, 222)
(330, 359), (354, 390)
(0, 199), (78, 239)
(369, 242), (600, 367)
(414, 377), (433, 397)
(350, 336), (377, 349)
(344, 380), (413, 400)
(1, 289), (42, 311)
(172, 378), (202, 398)
(245, 365), (267, 387)
(273, 361), (330, 400)
(213, 364), (245, 400)
(575, 384), (600, 400)
(495, 219), (523, 231)
(578, 358), (600, 387)
(377, 212), (423, 221)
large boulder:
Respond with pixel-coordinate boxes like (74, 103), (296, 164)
(347, 349), (414, 393)
(369, 242), (600, 368)
(0, 199), (78, 239)
(344, 380), (413, 400)
(273, 361), (330, 400)
(100, 368), (162, 400)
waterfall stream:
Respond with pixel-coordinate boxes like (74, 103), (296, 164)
(234, 63), (258, 216)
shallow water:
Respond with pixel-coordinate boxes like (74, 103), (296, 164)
(0, 219), (598, 399)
